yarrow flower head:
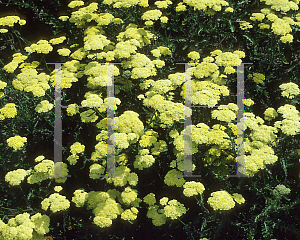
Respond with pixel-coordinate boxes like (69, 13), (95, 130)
(264, 108), (278, 121)
(41, 193), (70, 213)
(248, 73), (265, 84)
(70, 142), (85, 155)
(0, 103), (17, 120)
(163, 199), (186, 220)
(232, 193), (245, 204)
(143, 193), (156, 206)
(272, 184), (291, 198)
(5, 169), (30, 186)
(35, 100), (53, 113)
(279, 82), (300, 99)
(72, 189), (88, 207)
(7, 135), (27, 150)
(183, 181), (205, 197)
(207, 190), (235, 211)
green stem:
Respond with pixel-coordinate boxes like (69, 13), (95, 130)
(177, 218), (186, 226)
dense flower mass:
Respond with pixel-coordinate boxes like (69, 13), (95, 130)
(5, 169), (30, 186)
(1, 0), (300, 238)
(41, 193), (70, 213)
(279, 82), (300, 99)
(7, 135), (27, 150)
(0, 103), (17, 120)
(183, 181), (205, 197)
(207, 190), (235, 211)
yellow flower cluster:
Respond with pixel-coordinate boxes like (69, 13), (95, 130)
(84, 31), (111, 51)
(163, 199), (187, 220)
(146, 205), (167, 226)
(164, 169), (186, 187)
(54, 186), (63, 192)
(244, 98), (255, 107)
(89, 163), (105, 179)
(7, 135), (27, 150)
(211, 104), (237, 123)
(183, 181), (205, 197)
(121, 207), (139, 221)
(279, 82), (300, 99)
(143, 193), (156, 205)
(68, 2), (99, 28)
(141, 10), (162, 21)
(275, 104), (300, 135)
(207, 190), (244, 211)
(0, 103), (16, 119)
(3, 53), (27, 73)
(181, 80), (229, 107)
(103, 0), (149, 8)
(117, 23), (156, 47)
(87, 191), (128, 228)
(123, 53), (157, 79)
(41, 193), (70, 213)
(57, 48), (71, 56)
(264, 107), (278, 121)
(0, 80), (7, 98)
(49, 36), (66, 45)
(260, 0), (299, 12)
(114, 40), (137, 59)
(250, 13), (265, 21)
(151, 46), (172, 58)
(72, 189), (88, 207)
(155, 0), (172, 8)
(105, 166), (138, 187)
(182, 0), (229, 13)
(0, 15), (26, 33)
(188, 51), (200, 61)
(66, 103), (80, 116)
(143, 94), (189, 127)
(27, 157), (69, 184)
(5, 169), (30, 186)
(144, 194), (186, 225)
(68, 0), (85, 8)
(0, 212), (50, 239)
(70, 142), (85, 155)
(25, 40), (53, 54)
(239, 21), (253, 30)
(12, 67), (50, 97)
(272, 184), (291, 197)
(249, 6), (300, 43)
(67, 142), (85, 165)
(84, 61), (119, 88)
(176, 2), (187, 11)
(121, 187), (138, 205)
(35, 100), (53, 113)
(134, 149), (156, 170)
(248, 73), (265, 84)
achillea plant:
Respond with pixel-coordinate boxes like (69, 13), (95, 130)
(0, 0), (300, 239)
